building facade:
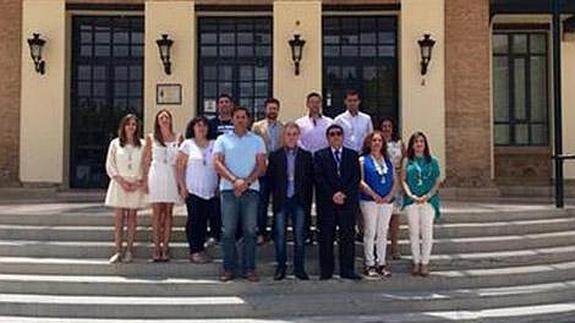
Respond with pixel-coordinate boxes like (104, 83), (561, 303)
(1, 0), (574, 190)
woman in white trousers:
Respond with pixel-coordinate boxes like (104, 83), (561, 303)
(359, 131), (398, 279)
(401, 131), (441, 277)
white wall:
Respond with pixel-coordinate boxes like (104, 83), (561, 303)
(20, 0), (66, 184)
(400, 0), (446, 176)
(273, 1), (322, 122)
(144, 1), (196, 134)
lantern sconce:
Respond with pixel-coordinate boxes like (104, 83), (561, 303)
(27, 33), (46, 75)
(288, 34), (305, 76)
(156, 34), (174, 75)
(418, 33), (436, 77)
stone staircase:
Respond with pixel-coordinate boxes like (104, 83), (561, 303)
(0, 202), (574, 322)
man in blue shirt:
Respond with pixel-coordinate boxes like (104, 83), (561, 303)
(213, 106), (267, 282)
(267, 122), (313, 280)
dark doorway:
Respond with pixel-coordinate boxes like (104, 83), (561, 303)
(323, 16), (398, 127)
(70, 16), (144, 188)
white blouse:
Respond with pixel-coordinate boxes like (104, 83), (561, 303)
(105, 138), (145, 180)
(179, 139), (218, 200)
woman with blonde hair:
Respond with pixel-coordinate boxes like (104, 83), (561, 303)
(104, 114), (147, 263)
(143, 109), (182, 262)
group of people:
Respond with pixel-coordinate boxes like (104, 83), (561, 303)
(104, 89), (441, 282)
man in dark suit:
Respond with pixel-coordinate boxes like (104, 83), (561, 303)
(314, 124), (361, 280)
(268, 122), (314, 280)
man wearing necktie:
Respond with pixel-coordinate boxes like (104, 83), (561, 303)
(313, 124), (361, 280)
(268, 122), (313, 280)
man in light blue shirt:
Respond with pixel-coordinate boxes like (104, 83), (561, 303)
(213, 106), (267, 282)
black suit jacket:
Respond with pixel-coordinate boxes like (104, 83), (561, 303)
(314, 147), (360, 210)
(268, 147), (314, 214)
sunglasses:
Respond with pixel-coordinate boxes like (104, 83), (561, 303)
(328, 131), (343, 137)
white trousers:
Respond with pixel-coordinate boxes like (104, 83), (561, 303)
(360, 201), (394, 267)
(405, 203), (435, 265)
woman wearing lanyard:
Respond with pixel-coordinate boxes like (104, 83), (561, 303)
(402, 131), (441, 277)
(359, 131), (398, 279)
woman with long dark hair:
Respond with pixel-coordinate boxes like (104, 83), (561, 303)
(401, 131), (441, 277)
(380, 118), (405, 260)
(104, 114), (146, 263)
(143, 109), (182, 262)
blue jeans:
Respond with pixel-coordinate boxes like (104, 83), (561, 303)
(274, 197), (306, 273)
(257, 174), (271, 236)
(221, 190), (259, 274)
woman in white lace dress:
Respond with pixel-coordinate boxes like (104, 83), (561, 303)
(104, 114), (147, 264)
(381, 118), (405, 260)
(143, 109), (182, 262)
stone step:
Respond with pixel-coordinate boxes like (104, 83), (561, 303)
(0, 207), (571, 226)
(0, 278), (574, 319)
(1, 301), (575, 323)
(1, 305), (575, 323)
(0, 260), (574, 297)
(2, 244), (575, 277)
(1, 216), (574, 241)
(0, 229), (573, 258)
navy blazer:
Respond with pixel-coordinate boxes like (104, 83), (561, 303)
(313, 146), (360, 210)
(267, 147), (314, 214)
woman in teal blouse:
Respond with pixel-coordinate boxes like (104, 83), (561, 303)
(401, 131), (441, 277)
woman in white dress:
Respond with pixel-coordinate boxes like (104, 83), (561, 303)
(381, 118), (405, 260)
(104, 114), (147, 264)
(143, 109), (182, 262)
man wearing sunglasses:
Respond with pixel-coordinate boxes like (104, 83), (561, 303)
(313, 124), (362, 280)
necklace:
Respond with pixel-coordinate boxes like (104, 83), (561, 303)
(370, 154), (388, 184)
(195, 140), (210, 166)
(413, 158), (430, 187)
(125, 144), (134, 171)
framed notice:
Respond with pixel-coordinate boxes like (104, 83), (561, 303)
(204, 99), (217, 113)
(156, 84), (182, 105)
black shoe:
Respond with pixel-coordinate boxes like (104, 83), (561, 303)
(340, 272), (362, 280)
(294, 271), (310, 280)
(319, 274), (332, 280)
(274, 268), (286, 281)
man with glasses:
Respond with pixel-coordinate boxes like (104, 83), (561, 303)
(313, 124), (361, 280)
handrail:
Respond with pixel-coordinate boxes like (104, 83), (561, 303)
(552, 154), (575, 160)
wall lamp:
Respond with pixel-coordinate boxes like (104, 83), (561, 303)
(418, 33), (436, 76)
(156, 34), (173, 75)
(288, 34), (305, 76)
(27, 33), (46, 75)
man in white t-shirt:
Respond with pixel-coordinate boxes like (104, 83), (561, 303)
(334, 89), (374, 153)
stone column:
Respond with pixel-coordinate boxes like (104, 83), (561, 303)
(401, 0), (446, 178)
(20, 0), (66, 185)
(0, 0), (22, 185)
(273, 0), (322, 122)
(144, 1), (196, 134)
(445, 0), (494, 187)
